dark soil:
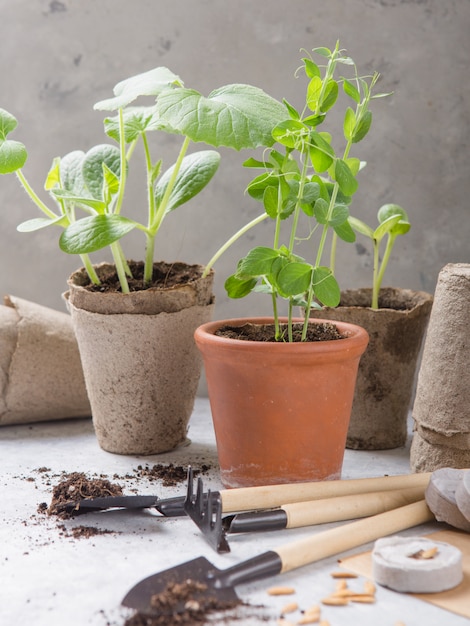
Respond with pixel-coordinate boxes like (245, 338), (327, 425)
(216, 321), (345, 342)
(82, 261), (204, 294)
(133, 463), (211, 487)
(47, 472), (124, 519)
(57, 523), (119, 539)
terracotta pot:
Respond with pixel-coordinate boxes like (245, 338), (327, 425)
(313, 288), (433, 450)
(195, 317), (368, 488)
(66, 261), (214, 455)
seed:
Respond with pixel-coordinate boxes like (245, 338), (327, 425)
(335, 579), (348, 591)
(277, 619), (295, 626)
(364, 580), (376, 595)
(268, 586), (296, 596)
(319, 621), (331, 626)
(330, 571), (358, 579)
(349, 594), (376, 603)
(281, 602), (299, 614)
(297, 615), (320, 624)
(321, 595), (349, 606)
(421, 546), (439, 559)
(304, 604), (321, 615)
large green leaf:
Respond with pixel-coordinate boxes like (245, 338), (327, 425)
(156, 84), (287, 150)
(59, 214), (136, 254)
(94, 67), (183, 111)
(276, 261), (312, 297)
(58, 151), (87, 196)
(0, 108), (27, 173)
(154, 150), (220, 215)
(334, 159), (358, 196)
(237, 246), (280, 277)
(82, 145), (121, 201)
(225, 273), (257, 299)
(312, 267), (341, 307)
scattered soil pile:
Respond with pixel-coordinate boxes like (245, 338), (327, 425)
(133, 463), (211, 487)
(47, 472), (123, 519)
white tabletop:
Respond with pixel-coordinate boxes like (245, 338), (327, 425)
(1, 398), (467, 626)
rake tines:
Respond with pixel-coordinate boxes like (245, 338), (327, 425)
(184, 466), (230, 553)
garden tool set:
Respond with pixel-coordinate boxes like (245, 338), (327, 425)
(63, 467), (470, 617)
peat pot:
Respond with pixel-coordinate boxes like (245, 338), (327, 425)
(313, 288), (433, 450)
(66, 261), (214, 455)
(195, 317), (369, 488)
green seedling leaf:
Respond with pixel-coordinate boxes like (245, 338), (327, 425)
(313, 266), (341, 307)
(45, 158), (61, 190)
(309, 132), (335, 172)
(156, 84), (287, 150)
(306, 76), (323, 112)
(154, 150), (221, 215)
(348, 215), (374, 239)
(343, 107), (356, 142)
(302, 58), (320, 79)
(225, 273), (258, 299)
(272, 119), (309, 150)
(342, 79), (360, 104)
(82, 144), (121, 201)
(352, 110), (372, 143)
(237, 246), (280, 277)
(314, 197), (329, 224)
(377, 203), (409, 224)
(334, 159), (358, 196)
(59, 151), (87, 196)
(312, 47), (331, 58)
(243, 157), (271, 169)
(373, 213), (404, 241)
(320, 80), (338, 113)
(276, 261), (312, 297)
(17, 215), (66, 232)
(283, 98), (301, 120)
(334, 218), (356, 243)
(263, 185), (279, 219)
(94, 67), (183, 111)
(50, 189), (107, 213)
(104, 106), (173, 143)
(329, 203), (349, 227)
(246, 172), (278, 201)
(345, 157), (361, 176)
(59, 214), (136, 254)
(0, 109), (27, 173)
(302, 113), (326, 128)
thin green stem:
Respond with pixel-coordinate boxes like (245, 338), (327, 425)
(203, 212), (270, 277)
(80, 254), (100, 285)
(373, 233), (396, 308)
(144, 233), (155, 284)
(141, 132), (156, 226)
(372, 239), (380, 309)
(114, 108), (128, 216)
(110, 241), (130, 294)
(272, 291), (280, 340)
(15, 170), (59, 219)
(288, 150), (309, 252)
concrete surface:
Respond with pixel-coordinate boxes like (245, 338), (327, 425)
(2, 397), (469, 626)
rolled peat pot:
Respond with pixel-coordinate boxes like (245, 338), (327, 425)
(313, 288), (433, 450)
(66, 262), (214, 455)
(194, 317), (369, 488)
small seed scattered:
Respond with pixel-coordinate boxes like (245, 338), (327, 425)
(364, 580), (376, 595)
(349, 594), (376, 604)
(330, 571), (358, 579)
(281, 602), (299, 614)
(410, 546), (439, 560)
(304, 604), (321, 615)
(277, 619), (294, 626)
(297, 614), (320, 624)
(319, 621), (331, 626)
(321, 595), (349, 606)
(268, 586), (296, 596)
(335, 579), (348, 591)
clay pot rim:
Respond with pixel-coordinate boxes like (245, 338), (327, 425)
(195, 316), (369, 355)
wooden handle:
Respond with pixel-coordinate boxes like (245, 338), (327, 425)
(276, 500), (434, 573)
(220, 472), (431, 513)
(283, 486), (425, 528)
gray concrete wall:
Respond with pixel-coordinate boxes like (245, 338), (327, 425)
(1, 0), (469, 323)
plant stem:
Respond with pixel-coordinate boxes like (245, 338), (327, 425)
(144, 233), (155, 284)
(80, 254), (100, 285)
(372, 233), (396, 309)
(203, 212), (270, 277)
(15, 170), (59, 219)
(110, 241), (130, 294)
(114, 108), (128, 216)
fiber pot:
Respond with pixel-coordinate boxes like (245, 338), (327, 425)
(194, 317), (368, 488)
(66, 261), (214, 455)
(313, 288), (433, 450)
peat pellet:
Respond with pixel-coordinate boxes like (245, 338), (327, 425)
(425, 468), (470, 532)
(372, 536), (463, 593)
(456, 470), (470, 523)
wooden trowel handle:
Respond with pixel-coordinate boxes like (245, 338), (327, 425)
(283, 486), (425, 528)
(276, 499), (434, 574)
(220, 472), (431, 513)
